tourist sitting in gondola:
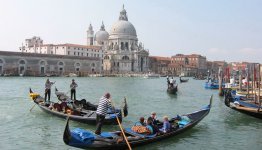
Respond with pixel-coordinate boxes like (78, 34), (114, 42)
(146, 117), (158, 134)
(134, 117), (146, 126)
(159, 116), (171, 133)
(151, 112), (159, 125)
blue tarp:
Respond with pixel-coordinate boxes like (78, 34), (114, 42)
(71, 128), (95, 145)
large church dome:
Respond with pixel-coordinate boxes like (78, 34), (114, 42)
(110, 20), (136, 37)
(109, 6), (137, 39)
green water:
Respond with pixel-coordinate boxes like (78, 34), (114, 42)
(0, 77), (261, 150)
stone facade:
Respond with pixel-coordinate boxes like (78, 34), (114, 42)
(149, 56), (171, 75)
(19, 37), (103, 59)
(88, 5), (149, 73)
(168, 54), (207, 76)
(0, 51), (101, 76)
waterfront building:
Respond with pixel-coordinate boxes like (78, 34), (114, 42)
(207, 61), (227, 76)
(169, 54), (207, 76)
(19, 5), (149, 74)
(0, 51), (101, 76)
(90, 5), (149, 73)
(149, 56), (171, 75)
(19, 37), (103, 59)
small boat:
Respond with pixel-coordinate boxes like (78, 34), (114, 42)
(167, 84), (178, 94)
(143, 72), (160, 79)
(63, 96), (212, 149)
(29, 88), (128, 125)
(180, 77), (189, 83)
(69, 73), (78, 77)
(224, 89), (262, 119)
(204, 81), (225, 89)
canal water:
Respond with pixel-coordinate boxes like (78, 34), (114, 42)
(0, 77), (261, 150)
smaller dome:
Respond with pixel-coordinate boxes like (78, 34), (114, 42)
(95, 22), (109, 44)
(95, 30), (109, 42)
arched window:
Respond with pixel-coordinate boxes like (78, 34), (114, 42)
(122, 56), (129, 60)
(75, 62), (81, 72)
(91, 63), (95, 67)
(125, 42), (128, 50)
(121, 42), (124, 50)
(75, 63), (80, 67)
(19, 60), (26, 64)
(185, 57), (189, 65)
(40, 61), (46, 66)
(104, 55), (110, 60)
(58, 62), (64, 66)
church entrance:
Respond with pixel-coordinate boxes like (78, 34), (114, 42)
(40, 67), (45, 75)
(19, 66), (25, 74)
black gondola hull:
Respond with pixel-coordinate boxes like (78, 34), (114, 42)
(224, 89), (262, 119)
(37, 104), (120, 125)
(63, 97), (212, 149)
(29, 88), (122, 125)
(167, 86), (178, 94)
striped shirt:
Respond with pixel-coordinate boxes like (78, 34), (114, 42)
(96, 96), (112, 116)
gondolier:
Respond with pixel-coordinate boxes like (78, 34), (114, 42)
(95, 93), (113, 135)
(45, 79), (55, 104)
(70, 79), (78, 100)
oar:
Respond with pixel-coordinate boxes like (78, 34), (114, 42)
(30, 90), (47, 112)
(110, 99), (132, 150)
(30, 81), (55, 112)
(30, 103), (37, 112)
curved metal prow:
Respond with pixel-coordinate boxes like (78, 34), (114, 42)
(29, 88), (33, 93)
(63, 117), (71, 145)
(123, 97), (128, 117)
(209, 95), (213, 108)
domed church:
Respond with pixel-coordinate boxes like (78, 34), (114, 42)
(87, 5), (149, 73)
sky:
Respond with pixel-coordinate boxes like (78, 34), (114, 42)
(0, 0), (261, 63)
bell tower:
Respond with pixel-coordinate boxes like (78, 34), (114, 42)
(87, 24), (94, 45)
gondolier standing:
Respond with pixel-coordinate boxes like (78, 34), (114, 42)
(70, 79), (78, 100)
(45, 79), (55, 104)
(95, 93), (112, 135)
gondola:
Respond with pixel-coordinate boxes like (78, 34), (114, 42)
(224, 89), (262, 119)
(179, 77), (189, 83)
(167, 84), (178, 94)
(54, 88), (127, 117)
(29, 88), (128, 125)
(63, 96), (212, 149)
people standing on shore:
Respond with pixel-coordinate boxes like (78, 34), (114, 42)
(95, 93), (113, 135)
(45, 79), (55, 104)
(70, 79), (78, 100)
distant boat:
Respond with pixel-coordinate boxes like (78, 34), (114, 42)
(19, 73), (24, 77)
(180, 77), (189, 83)
(144, 72), (160, 79)
(68, 73), (78, 77)
(167, 84), (178, 94)
(4, 73), (11, 77)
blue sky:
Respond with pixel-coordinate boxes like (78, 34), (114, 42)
(0, 0), (261, 63)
